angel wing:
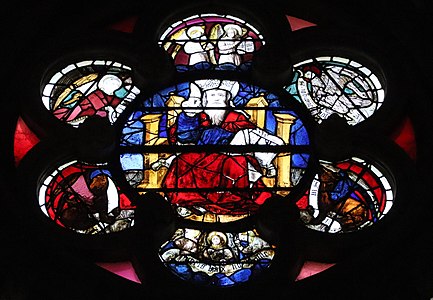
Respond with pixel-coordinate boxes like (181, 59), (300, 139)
(208, 24), (223, 65)
(162, 27), (190, 59)
(169, 27), (189, 44)
(209, 23), (223, 40)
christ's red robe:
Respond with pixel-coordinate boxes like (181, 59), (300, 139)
(162, 111), (272, 215)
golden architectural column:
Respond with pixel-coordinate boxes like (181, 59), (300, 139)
(273, 113), (296, 192)
(137, 94), (184, 191)
(139, 113), (163, 189)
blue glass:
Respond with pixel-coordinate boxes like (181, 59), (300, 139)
(120, 80), (311, 148)
(120, 120), (144, 146)
(230, 269), (252, 283)
(120, 153), (143, 170)
(216, 275), (235, 287)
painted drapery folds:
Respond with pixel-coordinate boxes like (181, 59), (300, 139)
(120, 79), (311, 223)
(41, 60), (140, 127)
(119, 78), (311, 286)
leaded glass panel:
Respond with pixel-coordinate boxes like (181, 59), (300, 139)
(286, 56), (385, 125)
(296, 157), (394, 233)
(158, 14), (265, 72)
(38, 160), (135, 234)
(159, 228), (275, 287)
(120, 79), (311, 223)
(41, 60), (140, 127)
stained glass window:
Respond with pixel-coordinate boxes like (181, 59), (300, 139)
(38, 160), (135, 234)
(120, 79), (311, 223)
(159, 228), (275, 287)
(297, 157), (394, 233)
(286, 56), (385, 125)
(118, 76), (312, 285)
(41, 59), (140, 127)
(7, 1), (430, 298)
(158, 14), (265, 72)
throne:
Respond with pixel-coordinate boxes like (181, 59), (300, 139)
(138, 93), (297, 194)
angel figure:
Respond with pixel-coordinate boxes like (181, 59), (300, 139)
(210, 23), (255, 67)
(168, 25), (215, 69)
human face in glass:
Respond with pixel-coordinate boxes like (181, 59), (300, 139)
(204, 89), (229, 107)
